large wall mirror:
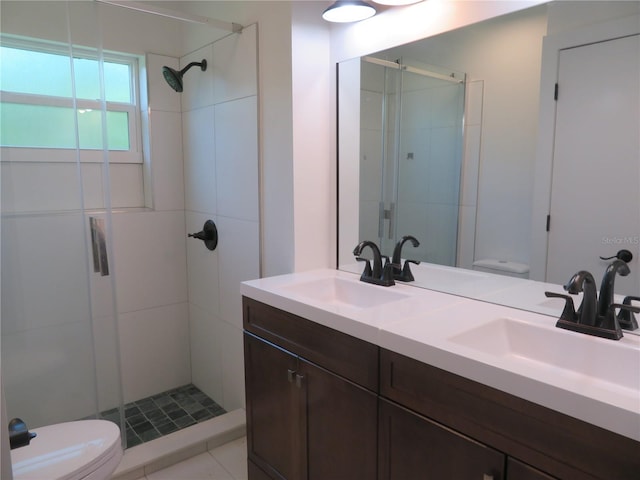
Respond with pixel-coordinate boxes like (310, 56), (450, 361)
(337, 1), (640, 327)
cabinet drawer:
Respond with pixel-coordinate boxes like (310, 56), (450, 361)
(379, 398), (504, 479)
(380, 348), (640, 480)
(243, 296), (379, 390)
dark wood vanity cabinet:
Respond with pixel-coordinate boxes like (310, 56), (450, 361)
(243, 297), (378, 480)
(243, 296), (640, 480)
(380, 348), (640, 480)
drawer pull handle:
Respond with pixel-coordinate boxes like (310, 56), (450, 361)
(483, 475), (494, 480)
(287, 369), (295, 383)
(295, 374), (304, 388)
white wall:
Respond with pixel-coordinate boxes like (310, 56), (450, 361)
(180, 25), (259, 412)
(291, 3), (334, 271)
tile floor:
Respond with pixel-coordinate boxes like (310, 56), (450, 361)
(100, 384), (226, 447)
(132, 436), (248, 480)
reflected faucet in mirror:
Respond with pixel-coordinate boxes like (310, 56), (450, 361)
(390, 235), (421, 282)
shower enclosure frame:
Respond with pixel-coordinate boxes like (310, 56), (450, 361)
(359, 55), (466, 266)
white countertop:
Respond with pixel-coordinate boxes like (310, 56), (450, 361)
(241, 269), (640, 442)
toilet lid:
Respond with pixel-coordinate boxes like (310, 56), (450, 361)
(11, 420), (122, 480)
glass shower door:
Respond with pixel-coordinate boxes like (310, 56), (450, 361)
(1, 0), (124, 437)
(394, 60), (465, 266)
(359, 56), (465, 265)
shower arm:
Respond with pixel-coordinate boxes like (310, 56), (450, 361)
(179, 62), (206, 76)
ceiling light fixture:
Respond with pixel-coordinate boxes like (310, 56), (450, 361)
(322, 1), (377, 23)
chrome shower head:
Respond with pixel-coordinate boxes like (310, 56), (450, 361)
(162, 59), (207, 92)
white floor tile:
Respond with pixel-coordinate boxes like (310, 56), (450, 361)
(121, 435), (248, 480)
(210, 437), (248, 480)
(145, 452), (233, 480)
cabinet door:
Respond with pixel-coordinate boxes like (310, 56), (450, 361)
(300, 358), (378, 480)
(379, 399), (504, 480)
(244, 333), (302, 480)
(507, 458), (557, 480)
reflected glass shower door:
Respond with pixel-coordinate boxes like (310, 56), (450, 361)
(359, 57), (465, 265)
(1, 0), (124, 437)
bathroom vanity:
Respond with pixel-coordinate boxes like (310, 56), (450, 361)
(241, 270), (640, 480)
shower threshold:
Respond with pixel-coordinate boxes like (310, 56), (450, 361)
(99, 384), (226, 447)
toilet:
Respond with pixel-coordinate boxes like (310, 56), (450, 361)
(10, 420), (122, 480)
(472, 258), (530, 279)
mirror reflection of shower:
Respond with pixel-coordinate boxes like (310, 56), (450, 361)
(359, 57), (466, 266)
(162, 59), (207, 92)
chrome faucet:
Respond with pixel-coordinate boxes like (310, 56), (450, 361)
(353, 240), (396, 286)
(390, 235), (420, 282)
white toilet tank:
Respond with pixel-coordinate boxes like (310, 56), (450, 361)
(472, 259), (530, 279)
(11, 420), (122, 480)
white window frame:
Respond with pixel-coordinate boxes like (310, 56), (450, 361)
(0, 36), (143, 165)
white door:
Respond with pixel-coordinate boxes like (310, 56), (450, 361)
(546, 34), (639, 295)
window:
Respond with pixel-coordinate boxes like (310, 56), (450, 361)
(0, 36), (141, 163)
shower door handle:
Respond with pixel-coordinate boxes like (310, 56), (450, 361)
(90, 217), (109, 276)
(379, 202), (395, 240)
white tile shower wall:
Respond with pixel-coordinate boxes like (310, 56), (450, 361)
(188, 302), (223, 405)
(112, 211), (188, 314)
(1, 320), (97, 427)
(361, 78), (463, 263)
(183, 106), (217, 214)
(216, 216), (260, 330)
(214, 97), (259, 223)
(109, 209), (190, 404)
(1, 214), (91, 335)
(147, 54), (185, 213)
(118, 303), (191, 403)
(183, 25), (258, 410)
(181, 46), (215, 112)
(148, 110), (185, 211)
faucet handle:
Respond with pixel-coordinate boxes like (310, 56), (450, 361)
(395, 259), (420, 282)
(615, 297), (640, 331)
(600, 303), (640, 338)
(545, 292), (578, 322)
(355, 257), (372, 279)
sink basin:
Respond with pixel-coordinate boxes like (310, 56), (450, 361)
(448, 317), (640, 391)
(281, 277), (409, 309)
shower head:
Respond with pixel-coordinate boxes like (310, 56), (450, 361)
(162, 59), (207, 92)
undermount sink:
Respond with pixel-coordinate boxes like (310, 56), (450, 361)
(282, 276), (410, 309)
(448, 317), (640, 391)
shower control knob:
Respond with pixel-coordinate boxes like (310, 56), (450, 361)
(188, 220), (218, 251)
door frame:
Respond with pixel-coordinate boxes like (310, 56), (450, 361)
(529, 13), (640, 281)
